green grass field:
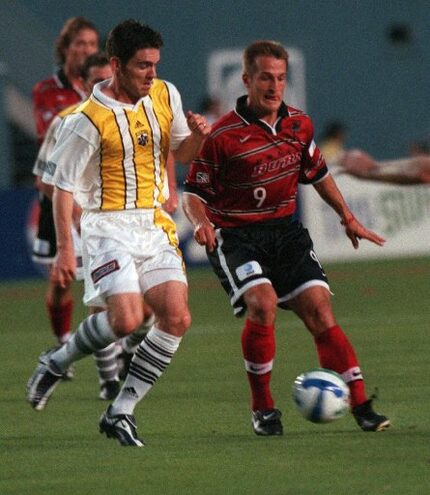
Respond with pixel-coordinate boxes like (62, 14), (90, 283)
(1, 256), (429, 495)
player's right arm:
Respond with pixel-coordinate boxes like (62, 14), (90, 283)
(47, 113), (97, 287)
(52, 187), (76, 288)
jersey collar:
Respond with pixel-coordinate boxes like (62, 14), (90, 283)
(55, 68), (87, 100)
(55, 68), (73, 89)
(235, 94), (290, 127)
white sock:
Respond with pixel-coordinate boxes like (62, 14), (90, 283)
(111, 327), (182, 415)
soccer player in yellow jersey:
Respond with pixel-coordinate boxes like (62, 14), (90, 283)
(38, 53), (181, 401)
(27, 20), (211, 447)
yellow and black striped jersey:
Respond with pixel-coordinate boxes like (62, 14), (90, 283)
(48, 78), (190, 211)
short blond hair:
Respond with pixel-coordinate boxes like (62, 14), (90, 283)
(243, 40), (289, 75)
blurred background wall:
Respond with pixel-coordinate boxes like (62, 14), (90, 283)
(0, 0), (429, 277)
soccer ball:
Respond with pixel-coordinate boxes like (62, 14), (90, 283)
(292, 368), (350, 423)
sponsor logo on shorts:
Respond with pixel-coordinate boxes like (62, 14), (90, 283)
(236, 261), (262, 281)
(91, 259), (120, 284)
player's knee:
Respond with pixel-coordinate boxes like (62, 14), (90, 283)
(304, 302), (335, 335)
(246, 292), (277, 324)
(172, 309), (192, 334)
(109, 313), (143, 337)
(158, 308), (192, 336)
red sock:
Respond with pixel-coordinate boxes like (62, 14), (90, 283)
(46, 300), (73, 344)
(241, 319), (275, 411)
(314, 325), (367, 408)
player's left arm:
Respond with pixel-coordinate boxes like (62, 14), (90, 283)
(173, 111), (211, 164)
(312, 174), (385, 249)
(167, 83), (211, 164)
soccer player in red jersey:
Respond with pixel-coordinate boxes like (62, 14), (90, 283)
(183, 40), (391, 435)
(32, 17), (99, 349)
(32, 17), (99, 142)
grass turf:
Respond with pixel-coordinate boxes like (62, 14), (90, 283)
(1, 256), (429, 495)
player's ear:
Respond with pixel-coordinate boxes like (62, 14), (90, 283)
(110, 56), (121, 72)
(242, 72), (250, 88)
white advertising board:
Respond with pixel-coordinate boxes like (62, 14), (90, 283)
(300, 175), (430, 262)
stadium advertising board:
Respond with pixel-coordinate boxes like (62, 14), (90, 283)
(300, 176), (430, 261)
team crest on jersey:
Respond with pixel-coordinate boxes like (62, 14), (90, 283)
(137, 131), (148, 146)
(291, 120), (301, 131)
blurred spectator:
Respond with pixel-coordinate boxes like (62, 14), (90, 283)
(319, 120), (348, 166)
(31, 17), (99, 359)
(199, 95), (223, 125)
(340, 149), (430, 185)
(409, 138), (430, 157)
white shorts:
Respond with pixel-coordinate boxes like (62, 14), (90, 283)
(80, 208), (187, 307)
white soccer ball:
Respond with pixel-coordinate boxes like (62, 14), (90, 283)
(292, 368), (350, 423)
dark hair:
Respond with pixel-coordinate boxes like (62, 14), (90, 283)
(105, 19), (163, 65)
(55, 16), (99, 65)
(243, 40), (289, 75)
(200, 95), (220, 113)
(80, 52), (109, 80)
(321, 121), (347, 140)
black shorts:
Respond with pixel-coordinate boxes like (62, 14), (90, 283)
(32, 195), (56, 264)
(207, 218), (329, 316)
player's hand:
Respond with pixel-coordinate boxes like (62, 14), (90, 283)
(341, 215), (385, 249)
(163, 189), (179, 214)
(186, 111), (211, 137)
(51, 247), (76, 288)
(193, 221), (217, 252)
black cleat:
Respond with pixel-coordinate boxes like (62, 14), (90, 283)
(352, 399), (391, 431)
(26, 349), (64, 411)
(99, 380), (121, 401)
(99, 405), (145, 447)
(252, 408), (283, 436)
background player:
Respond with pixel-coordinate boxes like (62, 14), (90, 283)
(32, 17), (99, 351)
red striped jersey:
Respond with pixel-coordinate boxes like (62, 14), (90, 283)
(184, 95), (328, 228)
(32, 69), (86, 143)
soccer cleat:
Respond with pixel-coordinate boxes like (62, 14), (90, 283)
(26, 349), (64, 411)
(99, 380), (121, 401)
(352, 399), (391, 431)
(117, 350), (133, 381)
(251, 408), (283, 436)
(99, 405), (145, 447)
